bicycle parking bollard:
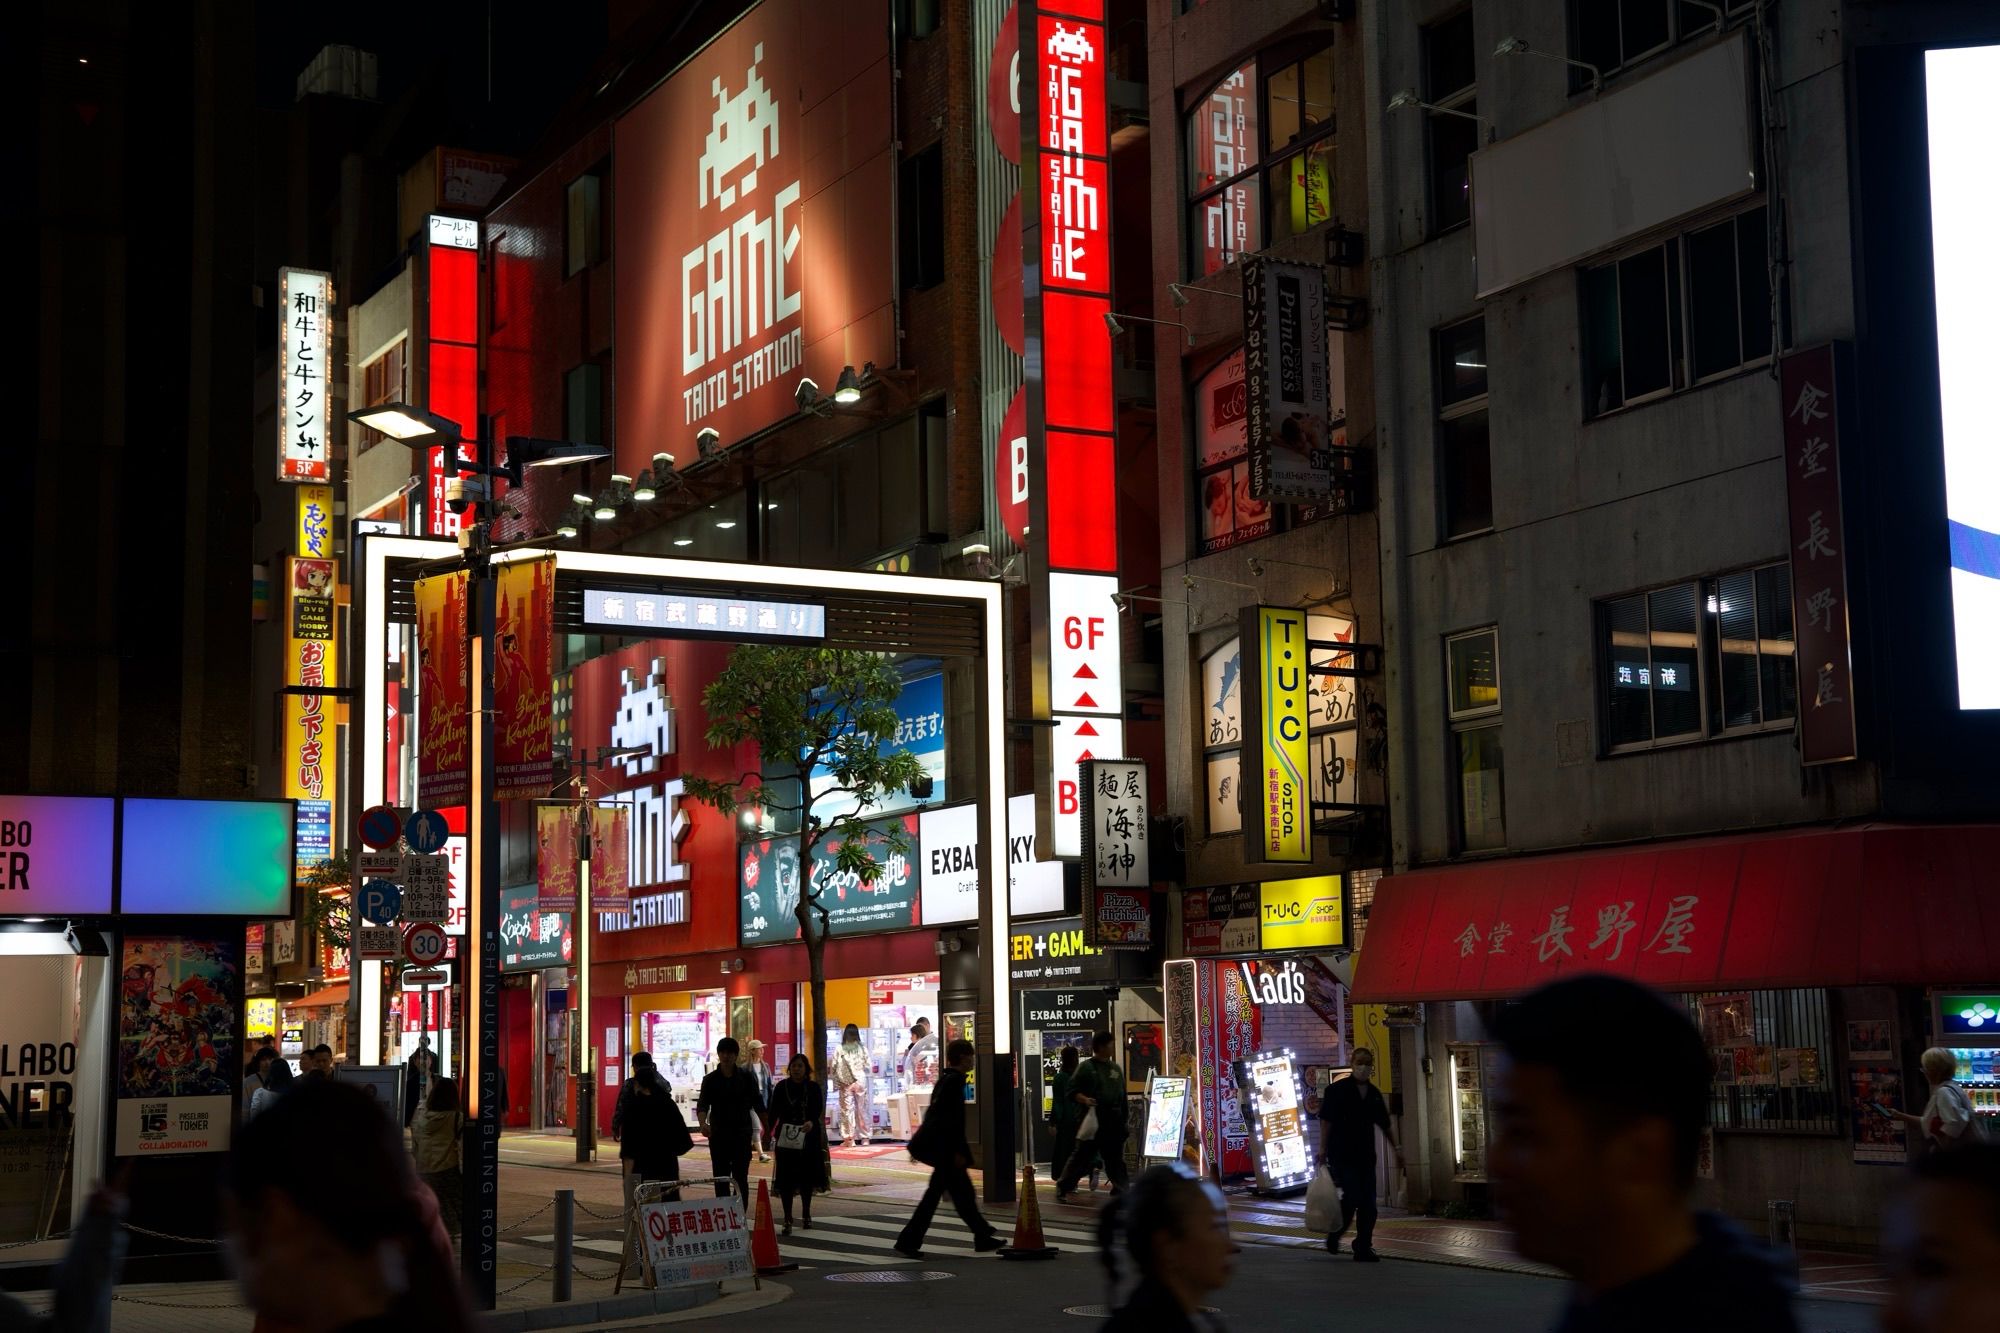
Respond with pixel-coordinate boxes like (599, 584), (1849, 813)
(553, 1189), (575, 1303)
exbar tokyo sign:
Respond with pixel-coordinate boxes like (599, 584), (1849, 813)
(616, 0), (896, 474)
(278, 268), (333, 483)
(1024, 0), (1120, 860)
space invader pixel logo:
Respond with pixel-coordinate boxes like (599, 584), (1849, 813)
(612, 657), (675, 778)
(701, 43), (780, 210)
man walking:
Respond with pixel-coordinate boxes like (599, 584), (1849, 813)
(894, 1039), (1004, 1258)
(1320, 1047), (1399, 1260)
(1055, 1032), (1130, 1202)
(696, 1037), (766, 1204)
(1488, 976), (1800, 1331)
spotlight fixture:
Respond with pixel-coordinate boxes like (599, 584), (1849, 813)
(832, 365), (863, 404)
(592, 490), (618, 522)
(1385, 88), (1494, 127)
(696, 428), (722, 462)
(571, 490), (592, 507)
(1493, 36), (1602, 89)
(1104, 310), (1194, 346)
(632, 473), (657, 503)
(1168, 282), (1244, 309)
(1103, 312), (1125, 337)
(795, 377), (822, 410)
(556, 507), (583, 540)
(346, 402), (462, 442)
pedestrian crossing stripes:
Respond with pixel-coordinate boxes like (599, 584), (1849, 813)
(523, 1196), (1321, 1272)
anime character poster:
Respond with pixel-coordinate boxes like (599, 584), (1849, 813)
(1849, 1064), (1909, 1165)
(115, 937), (238, 1156)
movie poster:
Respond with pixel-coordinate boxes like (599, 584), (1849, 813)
(414, 569), (470, 809)
(115, 937), (238, 1156)
(1849, 1064), (1909, 1165)
(494, 557), (555, 799)
(589, 804), (631, 913)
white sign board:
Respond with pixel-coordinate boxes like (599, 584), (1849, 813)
(639, 1196), (753, 1288)
(1051, 715), (1125, 859)
(277, 268), (333, 484)
(1008, 793), (1065, 916)
(1144, 1076), (1191, 1160)
(356, 926), (401, 960)
(358, 850), (401, 879)
(917, 803), (981, 926)
(115, 1095), (230, 1157)
(582, 588), (825, 641)
(1081, 760), (1149, 888)
(1048, 573), (1122, 715)
(401, 882), (449, 924)
(427, 214), (479, 249)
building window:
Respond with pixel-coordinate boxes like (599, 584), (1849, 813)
(1186, 41), (1337, 276)
(899, 145), (946, 290)
(1446, 628), (1505, 853)
(900, 0), (940, 39)
(759, 413), (945, 570)
(1307, 613), (1360, 818)
(1424, 10), (1478, 234)
(1573, 0), (1755, 87)
(1598, 562), (1797, 751)
(1437, 317), (1492, 540)
(1582, 205), (1771, 416)
(565, 170), (605, 278)
(1687, 989), (1838, 1135)
(356, 340), (406, 452)
(564, 363), (604, 446)
(1200, 639), (1244, 835)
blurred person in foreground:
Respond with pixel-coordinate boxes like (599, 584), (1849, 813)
(1489, 975), (1799, 1333)
(1097, 1163), (1238, 1333)
(228, 1077), (471, 1333)
(1882, 1141), (2000, 1333)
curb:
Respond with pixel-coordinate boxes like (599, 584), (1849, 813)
(480, 1284), (716, 1332)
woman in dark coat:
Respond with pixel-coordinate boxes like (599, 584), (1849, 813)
(765, 1053), (827, 1233)
(1048, 1045), (1082, 1185)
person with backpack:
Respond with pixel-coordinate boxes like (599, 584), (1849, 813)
(614, 1052), (692, 1207)
(1885, 1047), (1983, 1151)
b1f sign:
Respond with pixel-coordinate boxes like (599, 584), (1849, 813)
(1240, 606), (1311, 864)
(278, 268), (334, 483)
(1052, 715), (1123, 859)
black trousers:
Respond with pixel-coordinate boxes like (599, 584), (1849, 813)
(1330, 1158), (1378, 1252)
(1057, 1126), (1129, 1194)
(896, 1159), (995, 1249)
(709, 1137), (753, 1203)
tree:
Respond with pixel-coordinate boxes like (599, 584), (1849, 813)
(298, 851), (360, 1059)
(682, 647), (926, 1113)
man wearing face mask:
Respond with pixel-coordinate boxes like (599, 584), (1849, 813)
(1319, 1047), (1400, 1261)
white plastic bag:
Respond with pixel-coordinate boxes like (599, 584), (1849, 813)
(1077, 1107), (1099, 1141)
(1304, 1164), (1339, 1233)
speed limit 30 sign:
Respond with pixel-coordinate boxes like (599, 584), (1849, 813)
(403, 922), (448, 967)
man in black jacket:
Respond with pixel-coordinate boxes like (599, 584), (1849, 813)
(1319, 1046), (1399, 1260)
(894, 1039), (1005, 1258)
(696, 1037), (766, 1204)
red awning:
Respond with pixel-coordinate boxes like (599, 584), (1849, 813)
(1350, 824), (2000, 1003)
(287, 984), (349, 1010)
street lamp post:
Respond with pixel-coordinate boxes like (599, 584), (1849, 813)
(346, 403), (607, 1311)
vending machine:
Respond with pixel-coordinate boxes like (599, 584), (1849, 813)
(1934, 991), (2000, 1122)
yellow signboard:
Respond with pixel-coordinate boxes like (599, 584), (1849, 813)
(1259, 875), (1344, 951)
(246, 997), (278, 1042)
(1241, 605), (1311, 862)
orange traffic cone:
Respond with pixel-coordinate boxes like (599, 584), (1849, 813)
(998, 1161), (1061, 1260)
(749, 1178), (797, 1275)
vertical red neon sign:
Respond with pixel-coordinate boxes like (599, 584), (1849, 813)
(426, 215), (480, 537)
(1024, 1), (1124, 857)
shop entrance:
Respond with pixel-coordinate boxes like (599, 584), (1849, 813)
(813, 972), (940, 1143)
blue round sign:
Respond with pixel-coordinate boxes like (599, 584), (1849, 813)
(403, 809), (450, 855)
(359, 879), (403, 926)
(358, 804), (403, 851)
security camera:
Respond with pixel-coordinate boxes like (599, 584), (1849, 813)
(445, 475), (489, 516)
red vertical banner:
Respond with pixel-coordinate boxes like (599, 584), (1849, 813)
(414, 569), (471, 808)
(1779, 343), (1857, 765)
(1195, 959), (1261, 1180)
(537, 806), (580, 914)
(590, 805), (631, 913)
(494, 557), (555, 798)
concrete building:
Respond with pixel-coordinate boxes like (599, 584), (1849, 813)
(1354, 0), (2000, 1244)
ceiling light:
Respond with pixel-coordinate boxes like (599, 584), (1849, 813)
(832, 365), (862, 405)
(715, 520), (738, 530)
(673, 538), (694, 547)
(571, 490), (592, 507)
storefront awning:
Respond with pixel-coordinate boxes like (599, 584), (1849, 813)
(1350, 824), (2000, 1003)
(287, 984), (349, 1010)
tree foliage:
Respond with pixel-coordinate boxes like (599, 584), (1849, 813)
(299, 850), (354, 952)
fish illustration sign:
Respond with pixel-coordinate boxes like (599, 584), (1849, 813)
(615, 0), (897, 474)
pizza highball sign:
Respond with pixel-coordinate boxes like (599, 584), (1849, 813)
(614, 0), (898, 473)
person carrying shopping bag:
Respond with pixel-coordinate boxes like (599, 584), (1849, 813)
(1048, 1045), (1083, 1183)
(832, 1024), (872, 1148)
(766, 1053), (828, 1234)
